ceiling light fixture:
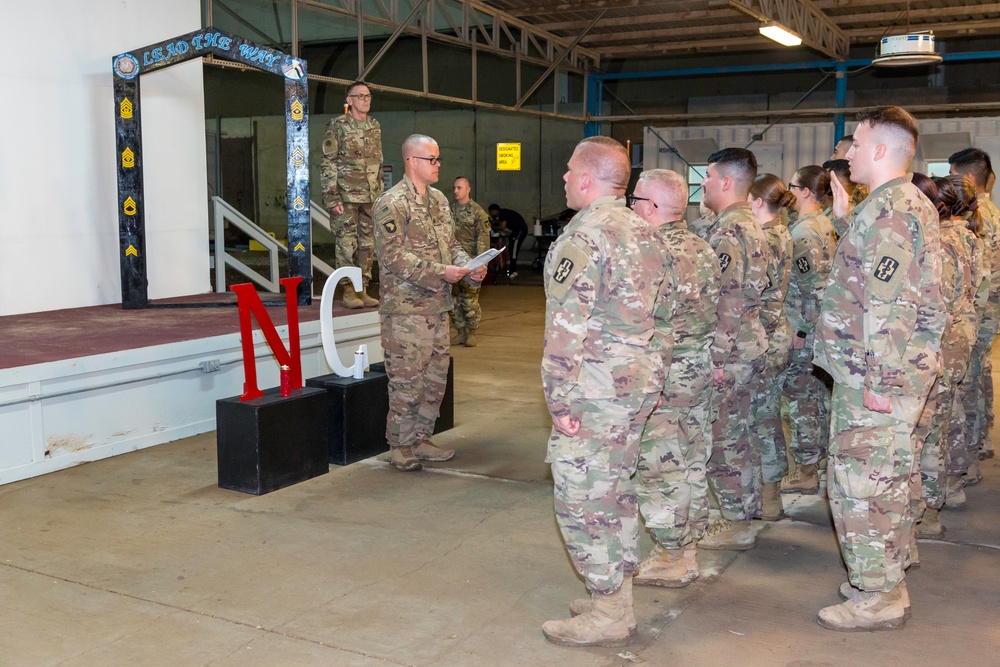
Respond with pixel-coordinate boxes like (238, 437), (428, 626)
(759, 21), (802, 47)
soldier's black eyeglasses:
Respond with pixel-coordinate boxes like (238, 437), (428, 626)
(411, 156), (443, 166)
(788, 183), (808, 191)
(348, 94), (372, 101)
(626, 194), (657, 209)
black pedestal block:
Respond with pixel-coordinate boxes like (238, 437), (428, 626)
(369, 356), (453, 434)
(306, 371), (391, 466)
(216, 387), (329, 495)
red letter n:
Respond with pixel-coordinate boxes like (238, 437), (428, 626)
(231, 277), (303, 401)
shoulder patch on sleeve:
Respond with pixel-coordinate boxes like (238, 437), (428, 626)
(795, 255), (812, 275)
(715, 238), (739, 276)
(548, 241), (591, 301)
(867, 239), (913, 302)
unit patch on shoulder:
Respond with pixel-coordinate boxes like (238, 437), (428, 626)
(796, 256), (811, 274)
(719, 253), (731, 273)
(867, 239), (912, 302)
(548, 241), (591, 301)
(382, 219), (397, 234)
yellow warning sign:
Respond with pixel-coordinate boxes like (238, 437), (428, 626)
(293, 242), (305, 252)
(123, 196), (137, 215)
(121, 147), (135, 168)
(125, 245), (138, 257)
(120, 98), (133, 119)
(291, 99), (304, 121)
(496, 143), (521, 171)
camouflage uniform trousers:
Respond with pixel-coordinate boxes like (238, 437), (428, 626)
(450, 282), (482, 331)
(634, 394), (713, 550)
(960, 331), (997, 461)
(550, 393), (657, 595)
(751, 341), (791, 484)
(781, 349), (831, 466)
(915, 355), (970, 511)
(708, 358), (764, 521)
(381, 312), (450, 449)
(332, 202), (376, 286)
(827, 383), (925, 592)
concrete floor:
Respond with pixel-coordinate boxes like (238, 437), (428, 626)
(2, 285), (999, 666)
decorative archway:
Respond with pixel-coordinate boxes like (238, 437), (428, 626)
(112, 27), (311, 308)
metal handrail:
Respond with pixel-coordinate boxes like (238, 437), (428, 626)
(210, 196), (336, 293)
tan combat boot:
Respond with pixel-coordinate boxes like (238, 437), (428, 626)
(413, 439), (455, 462)
(916, 507), (945, 539)
(570, 576), (637, 635)
(837, 580), (910, 619)
(821, 584), (907, 630)
(965, 460), (982, 486)
(761, 482), (784, 521)
(389, 446), (422, 472)
(341, 285), (364, 309)
(358, 284), (379, 308)
(780, 463), (820, 495)
(464, 329), (478, 347)
(543, 585), (631, 647)
(944, 474), (967, 510)
(451, 328), (468, 346)
(633, 543), (700, 588)
(698, 519), (757, 550)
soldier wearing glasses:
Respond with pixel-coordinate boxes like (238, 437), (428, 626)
(373, 135), (487, 472)
(320, 80), (384, 309)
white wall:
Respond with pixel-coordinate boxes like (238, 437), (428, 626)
(0, 1), (209, 316)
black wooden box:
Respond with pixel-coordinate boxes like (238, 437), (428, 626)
(306, 371), (391, 465)
(216, 386), (329, 495)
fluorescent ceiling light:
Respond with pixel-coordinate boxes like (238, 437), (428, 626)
(759, 22), (802, 47)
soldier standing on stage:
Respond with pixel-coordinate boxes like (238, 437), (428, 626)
(321, 81), (384, 309)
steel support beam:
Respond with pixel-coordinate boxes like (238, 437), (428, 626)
(516, 10), (605, 109)
(358, 0), (429, 81)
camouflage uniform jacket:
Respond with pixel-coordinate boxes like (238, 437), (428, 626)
(827, 186), (868, 238)
(939, 217), (977, 375)
(688, 212), (716, 244)
(786, 208), (837, 342)
(704, 202), (769, 368)
(320, 114), (383, 209)
(452, 199), (491, 258)
(977, 196), (1000, 333)
(373, 175), (473, 315)
(813, 176), (946, 396)
(541, 195), (667, 426)
(759, 218), (793, 338)
(656, 222), (721, 406)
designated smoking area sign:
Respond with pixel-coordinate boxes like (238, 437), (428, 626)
(496, 142), (521, 171)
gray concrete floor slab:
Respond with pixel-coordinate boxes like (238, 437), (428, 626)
(1, 284), (999, 665)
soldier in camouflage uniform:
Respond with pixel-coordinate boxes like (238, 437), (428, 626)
(373, 135), (487, 472)
(627, 169), (720, 589)
(748, 174), (795, 521)
(697, 148), (769, 551)
(950, 148), (1000, 479)
(781, 166), (838, 496)
(321, 81), (384, 309)
(541, 137), (667, 648)
(813, 107), (945, 631)
(449, 177), (491, 348)
(912, 175), (979, 537)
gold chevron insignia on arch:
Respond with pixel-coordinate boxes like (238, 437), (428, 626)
(291, 147), (305, 166)
(293, 242), (305, 252)
(123, 196), (137, 215)
(293, 196), (305, 210)
(121, 147), (135, 168)
(125, 245), (138, 257)
(120, 98), (133, 119)
(290, 98), (304, 120)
